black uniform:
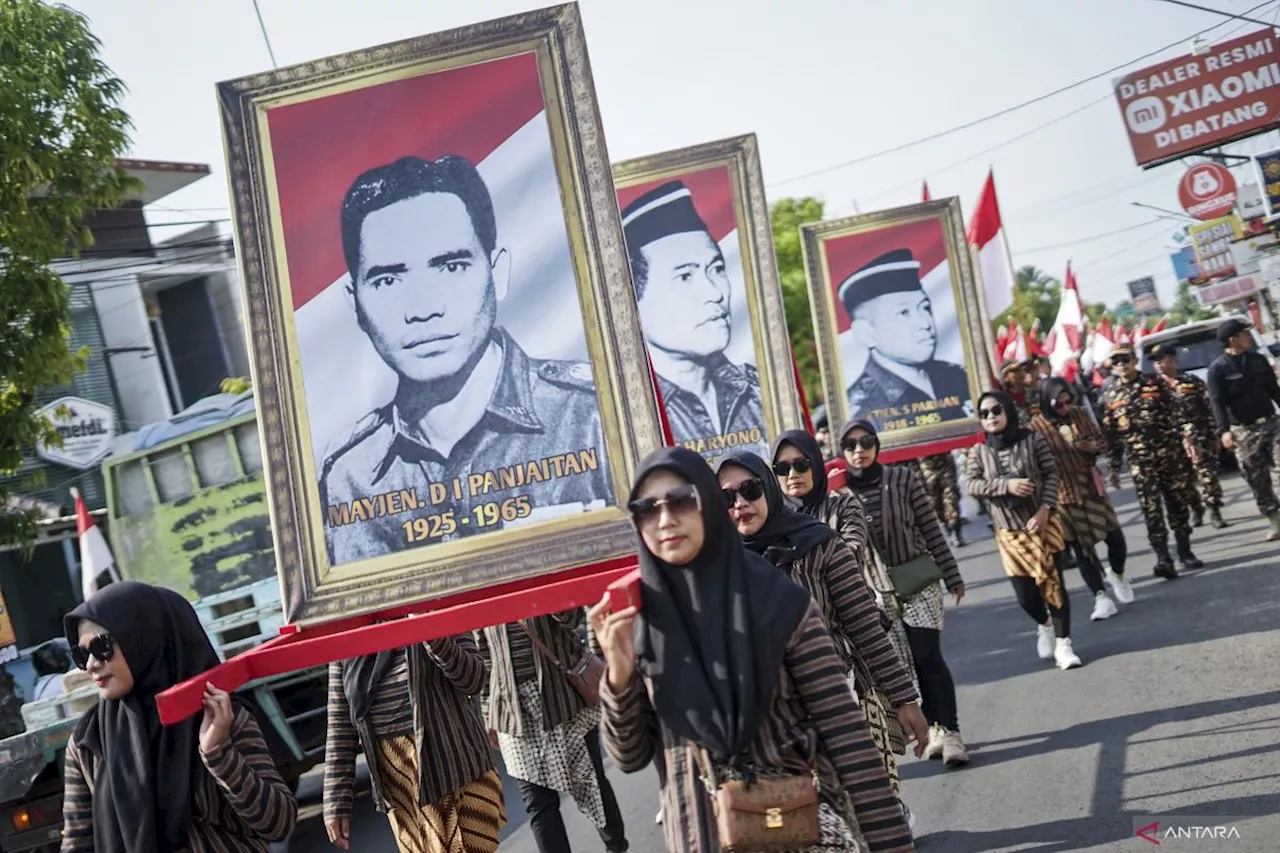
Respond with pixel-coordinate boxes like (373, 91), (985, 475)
(1206, 347), (1280, 516)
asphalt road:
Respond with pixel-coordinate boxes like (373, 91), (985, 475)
(285, 472), (1280, 852)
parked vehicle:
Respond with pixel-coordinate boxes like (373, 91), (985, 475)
(0, 396), (325, 852)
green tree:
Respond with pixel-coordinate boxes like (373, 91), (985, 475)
(992, 264), (1107, 337)
(1, 1), (135, 548)
(1167, 279), (1216, 325)
(770, 197), (826, 405)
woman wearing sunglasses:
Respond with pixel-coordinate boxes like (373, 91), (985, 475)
(721, 448), (928, 813)
(591, 447), (914, 853)
(965, 391), (1084, 671)
(60, 581), (297, 852)
(1029, 377), (1135, 623)
(834, 420), (968, 770)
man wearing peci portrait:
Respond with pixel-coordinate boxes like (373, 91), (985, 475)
(842, 248), (971, 431)
(621, 180), (766, 461)
(319, 155), (611, 565)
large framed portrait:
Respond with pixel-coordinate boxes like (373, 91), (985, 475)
(801, 198), (987, 450)
(613, 134), (802, 466)
(218, 4), (661, 625)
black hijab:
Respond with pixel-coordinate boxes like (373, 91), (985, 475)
(631, 447), (811, 763)
(770, 430), (829, 517)
(719, 452), (837, 567)
(838, 418), (883, 489)
(1039, 377), (1073, 423)
(979, 390), (1029, 450)
(65, 581), (223, 853)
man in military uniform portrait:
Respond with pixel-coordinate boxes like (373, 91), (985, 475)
(841, 249), (971, 431)
(1150, 342), (1228, 530)
(320, 155), (611, 565)
(620, 181), (765, 458)
(1101, 345), (1202, 579)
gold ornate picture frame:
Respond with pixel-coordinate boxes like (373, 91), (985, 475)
(218, 3), (661, 626)
(801, 198), (989, 451)
(612, 134), (802, 466)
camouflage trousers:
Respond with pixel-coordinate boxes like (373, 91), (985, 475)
(1232, 416), (1280, 516)
(1129, 460), (1193, 554)
(918, 454), (961, 527)
(1183, 443), (1225, 512)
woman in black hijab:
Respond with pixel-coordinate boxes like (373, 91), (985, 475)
(835, 418), (967, 773)
(591, 447), (914, 853)
(965, 391), (1083, 671)
(60, 581), (296, 852)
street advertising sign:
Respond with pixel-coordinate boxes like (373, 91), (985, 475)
(1127, 276), (1163, 315)
(1177, 162), (1237, 220)
(35, 396), (115, 470)
(1237, 180), (1266, 220)
(1255, 146), (1280, 218)
(1230, 230), (1280, 275)
(1189, 214), (1243, 279)
(0, 585), (16, 664)
(1194, 273), (1261, 306)
(1114, 29), (1280, 168)
(1170, 245), (1202, 283)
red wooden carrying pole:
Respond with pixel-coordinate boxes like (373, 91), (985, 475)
(789, 341), (815, 435)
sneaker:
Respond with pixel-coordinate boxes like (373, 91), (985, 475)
(1154, 558), (1179, 580)
(1192, 506), (1205, 528)
(655, 808), (663, 825)
(1036, 623), (1054, 660)
(1209, 507), (1228, 529)
(1054, 638), (1083, 670)
(941, 730), (970, 767)
(1090, 592), (1118, 621)
(924, 724), (946, 761)
(1267, 512), (1280, 542)
(1106, 571), (1135, 605)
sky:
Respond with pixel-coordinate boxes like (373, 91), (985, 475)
(64, 0), (1280, 314)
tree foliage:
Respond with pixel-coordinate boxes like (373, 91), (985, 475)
(770, 197), (826, 406)
(1167, 279), (1216, 326)
(992, 264), (1107, 334)
(0, 1), (135, 547)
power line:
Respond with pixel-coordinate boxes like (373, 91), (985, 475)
(1014, 219), (1171, 255)
(1148, 0), (1277, 27)
(768, 0), (1279, 186)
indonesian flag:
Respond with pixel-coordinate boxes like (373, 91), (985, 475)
(264, 54), (588, 468)
(967, 170), (1015, 318)
(1133, 319), (1148, 352)
(1092, 316), (1116, 365)
(1151, 315), (1168, 334)
(1116, 321), (1132, 346)
(1003, 326), (1030, 364)
(1028, 318), (1044, 356)
(1080, 330), (1096, 374)
(922, 181), (932, 203)
(74, 488), (119, 601)
(1048, 261), (1085, 375)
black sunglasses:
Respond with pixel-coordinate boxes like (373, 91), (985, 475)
(722, 477), (765, 505)
(772, 458), (812, 477)
(71, 634), (115, 669)
(841, 435), (877, 452)
(1111, 355), (1133, 365)
(979, 404), (1005, 420)
(627, 484), (701, 525)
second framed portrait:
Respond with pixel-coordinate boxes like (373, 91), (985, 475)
(802, 198), (990, 450)
(218, 5), (661, 624)
(613, 134), (802, 466)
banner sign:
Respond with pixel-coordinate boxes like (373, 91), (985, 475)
(1237, 180), (1266, 220)
(1114, 29), (1280, 167)
(1189, 214), (1243, 279)
(1170, 245), (1202, 283)
(1255, 146), (1280, 218)
(1127, 276), (1163, 315)
(0, 586), (16, 664)
(1178, 162), (1237, 220)
(1194, 273), (1261, 306)
(35, 396), (115, 470)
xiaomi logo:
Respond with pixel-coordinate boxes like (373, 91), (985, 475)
(1126, 96), (1167, 133)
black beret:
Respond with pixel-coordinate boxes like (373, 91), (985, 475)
(620, 181), (709, 250)
(1217, 317), (1251, 343)
(838, 248), (925, 316)
(1149, 343), (1177, 360)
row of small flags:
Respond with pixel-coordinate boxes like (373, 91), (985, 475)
(923, 177), (1163, 388)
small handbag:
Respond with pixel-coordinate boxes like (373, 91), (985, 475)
(848, 490), (944, 600)
(519, 620), (606, 706)
(697, 739), (822, 853)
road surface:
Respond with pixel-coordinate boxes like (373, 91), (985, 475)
(285, 472), (1280, 852)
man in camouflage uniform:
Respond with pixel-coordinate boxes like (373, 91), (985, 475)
(1150, 343), (1228, 529)
(1101, 345), (1203, 579)
(916, 452), (966, 547)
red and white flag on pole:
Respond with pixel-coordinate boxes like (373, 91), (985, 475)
(73, 487), (119, 601)
(967, 169), (1016, 318)
(1048, 261), (1085, 375)
(922, 181), (932, 203)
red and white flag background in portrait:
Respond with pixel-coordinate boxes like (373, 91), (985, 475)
(265, 53), (585, 469)
(615, 166), (754, 370)
(967, 169), (1015, 319)
(823, 216), (968, 385)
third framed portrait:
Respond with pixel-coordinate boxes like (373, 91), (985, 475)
(613, 134), (802, 466)
(218, 4), (661, 624)
(801, 198), (990, 450)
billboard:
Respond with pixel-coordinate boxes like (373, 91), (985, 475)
(0, 585), (16, 663)
(1127, 276), (1162, 315)
(1189, 214), (1243, 279)
(1170, 245), (1202, 283)
(1114, 29), (1280, 168)
(1256, 146), (1280, 218)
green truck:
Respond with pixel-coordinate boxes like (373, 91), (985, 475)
(0, 397), (326, 852)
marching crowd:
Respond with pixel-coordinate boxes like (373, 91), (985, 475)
(55, 321), (1280, 853)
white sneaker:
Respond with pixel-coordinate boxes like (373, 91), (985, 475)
(1107, 571), (1135, 605)
(1036, 623), (1054, 660)
(1090, 592), (1118, 621)
(1054, 638), (1083, 670)
(656, 808), (663, 824)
